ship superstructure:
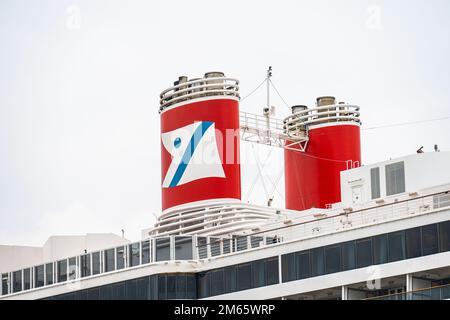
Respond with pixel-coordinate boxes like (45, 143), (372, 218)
(1, 71), (449, 300)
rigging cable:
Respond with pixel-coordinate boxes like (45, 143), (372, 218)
(362, 116), (450, 131)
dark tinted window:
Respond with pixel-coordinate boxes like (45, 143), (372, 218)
(406, 227), (422, 258)
(439, 221), (450, 252)
(12, 270), (22, 293)
(373, 234), (388, 264)
(156, 238), (170, 261)
(116, 246), (125, 270)
(45, 263), (53, 285)
(210, 269), (224, 296)
(141, 240), (151, 264)
(311, 247), (325, 276)
(81, 254), (90, 277)
(356, 238), (373, 268)
(388, 231), (405, 262)
(175, 236), (193, 260)
(296, 251), (311, 279)
(281, 253), (296, 282)
(68, 257), (77, 280)
(252, 260), (265, 288)
(237, 263), (252, 291)
(1, 273), (8, 295)
(176, 275), (187, 299)
(197, 272), (209, 298)
(422, 224), (439, 255)
(92, 252), (101, 275)
(104, 249), (115, 272)
(166, 275), (176, 299)
(325, 245), (341, 274)
(129, 243), (140, 267)
(57, 259), (67, 282)
(23, 268), (31, 290)
(158, 275), (166, 300)
(342, 241), (356, 270)
(34, 265), (44, 288)
(266, 257), (279, 285)
(187, 274), (196, 299)
(224, 266), (236, 293)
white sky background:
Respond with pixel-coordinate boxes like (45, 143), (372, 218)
(1, 0), (449, 246)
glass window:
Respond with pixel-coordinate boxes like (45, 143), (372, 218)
(141, 240), (150, 264)
(210, 237), (221, 257)
(210, 269), (224, 296)
(197, 272), (209, 298)
(388, 231), (406, 262)
(116, 246), (125, 270)
(406, 227), (422, 258)
(156, 238), (171, 261)
(371, 167), (381, 199)
(385, 161), (405, 196)
(222, 239), (231, 254)
(176, 275), (187, 299)
(104, 249), (115, 272)
(325, 245), (341, 274)
(92, 252), (101, 275)
(23, 268), (31, 290)
(266, 256), (279, 285)
(439, 221), (450, 253)
(224, 266), (236, 294)
(1, 273), (8, 295)
(236, 236), (248, 251)
(68, 257), (77, 280)
(237, 263), (252, 291)
(57, 259), (67, 282)
(296, 251), (310, 279)
(81, 254), (91, 277)
(281, 253), (296, 282)
(136, 277), (149, 300)
(158, 275), (167, 300)
(45, 263), (53, 285)
(197, 237), (207, 259)
(252, 260), (266, 288)
(422, 224), (439, 255)
(13, 270), (22, 293)
(356, 238), (373, 268)
(175, 236), (193, 260)
(342, 241), (356, 271)
(186, 274), (196, 299)
(129, 243), (140, 267)
(34, 265), (44, 288)
(311, 247), (325, 276)
(373, 234), (388, 264)
(251, 236), (264, 248)
(126, 279), (137, 300)
(166, 275), (176, 299)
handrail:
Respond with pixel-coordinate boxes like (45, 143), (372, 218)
(159, 77), (240, 111)
(364, 283), (450, 300)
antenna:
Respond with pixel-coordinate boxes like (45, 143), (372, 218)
(266, 66), (272, 110)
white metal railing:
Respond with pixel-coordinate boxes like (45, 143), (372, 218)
(159, 77), (240, 112)
(283, 104), (361, 138)
(240, 111), (308, 150)
(2, 191), (449, 298)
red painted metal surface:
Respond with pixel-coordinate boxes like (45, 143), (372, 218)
(160, 98), (241, 211)
(285, 124), (361, 211)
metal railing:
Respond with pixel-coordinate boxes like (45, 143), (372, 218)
(283, 104), (361, 137)
(159, 77), (240, 112)
(2, 190), (449, 298)
(365, 283), (450, 300)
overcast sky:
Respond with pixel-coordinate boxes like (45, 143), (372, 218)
(1, 0), (450, 246)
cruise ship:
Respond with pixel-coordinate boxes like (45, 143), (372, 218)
(1, 70), (449, 301)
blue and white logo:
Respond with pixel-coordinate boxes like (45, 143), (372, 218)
(161, 121), (225, 188)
